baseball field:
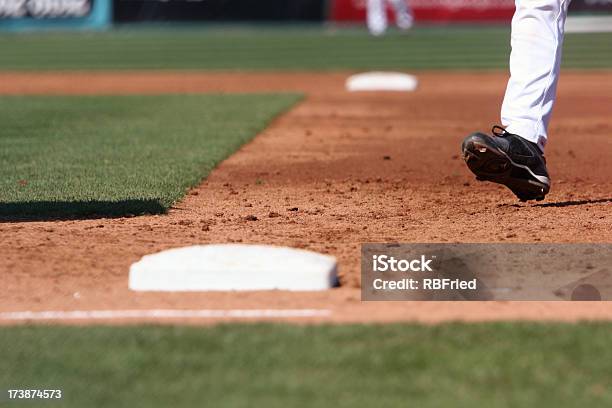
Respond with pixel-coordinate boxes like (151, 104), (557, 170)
(2, 25), (612, 406)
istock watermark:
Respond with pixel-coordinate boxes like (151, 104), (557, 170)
(361, 243), (612, 301)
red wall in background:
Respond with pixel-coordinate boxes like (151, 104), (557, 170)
(330, 0), (515, 23)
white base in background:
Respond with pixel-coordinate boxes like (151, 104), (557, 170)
(566, 16), (612, 33)
(346, 72), (418, 92)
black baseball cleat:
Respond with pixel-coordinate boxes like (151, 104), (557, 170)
(461, 126), (550, 202)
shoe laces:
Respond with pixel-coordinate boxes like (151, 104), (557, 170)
(492, 125), (546, 162)
(492, 125), (508, 137)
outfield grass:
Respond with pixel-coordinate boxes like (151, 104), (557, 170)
(0, 94), (300, 218)
(1, 323), (611, 407)
(0, 26), (611, 71)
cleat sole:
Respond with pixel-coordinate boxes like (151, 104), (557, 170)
(462, 133), (550, 201)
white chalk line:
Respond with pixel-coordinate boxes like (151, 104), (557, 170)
(0, 309), (332, 321)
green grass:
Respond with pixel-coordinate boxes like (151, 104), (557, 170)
(1, 323), (611, 407)
(0, 25), (611, 71)
(0, 94), (300, 218)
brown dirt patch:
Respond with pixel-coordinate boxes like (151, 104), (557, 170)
(1, 71), (612, 324)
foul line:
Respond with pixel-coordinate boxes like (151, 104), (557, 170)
(0, 309), (332, 321)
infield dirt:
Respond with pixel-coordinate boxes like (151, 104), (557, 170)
(1, 71), (611, 324)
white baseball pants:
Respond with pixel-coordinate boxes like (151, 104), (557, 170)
(501, 0), (572, 151)
(367, 0), (413, 36)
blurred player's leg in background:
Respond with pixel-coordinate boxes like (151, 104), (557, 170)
(501, 0), (571, 152)
(390, 0), (414, 31)
(367, 0), (388, 36)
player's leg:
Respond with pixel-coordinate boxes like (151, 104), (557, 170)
(389, 0), (414, 30)
(461, 0), (571, 201)
(367, 0), (388, 36)
(501, 0), (571, 151)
